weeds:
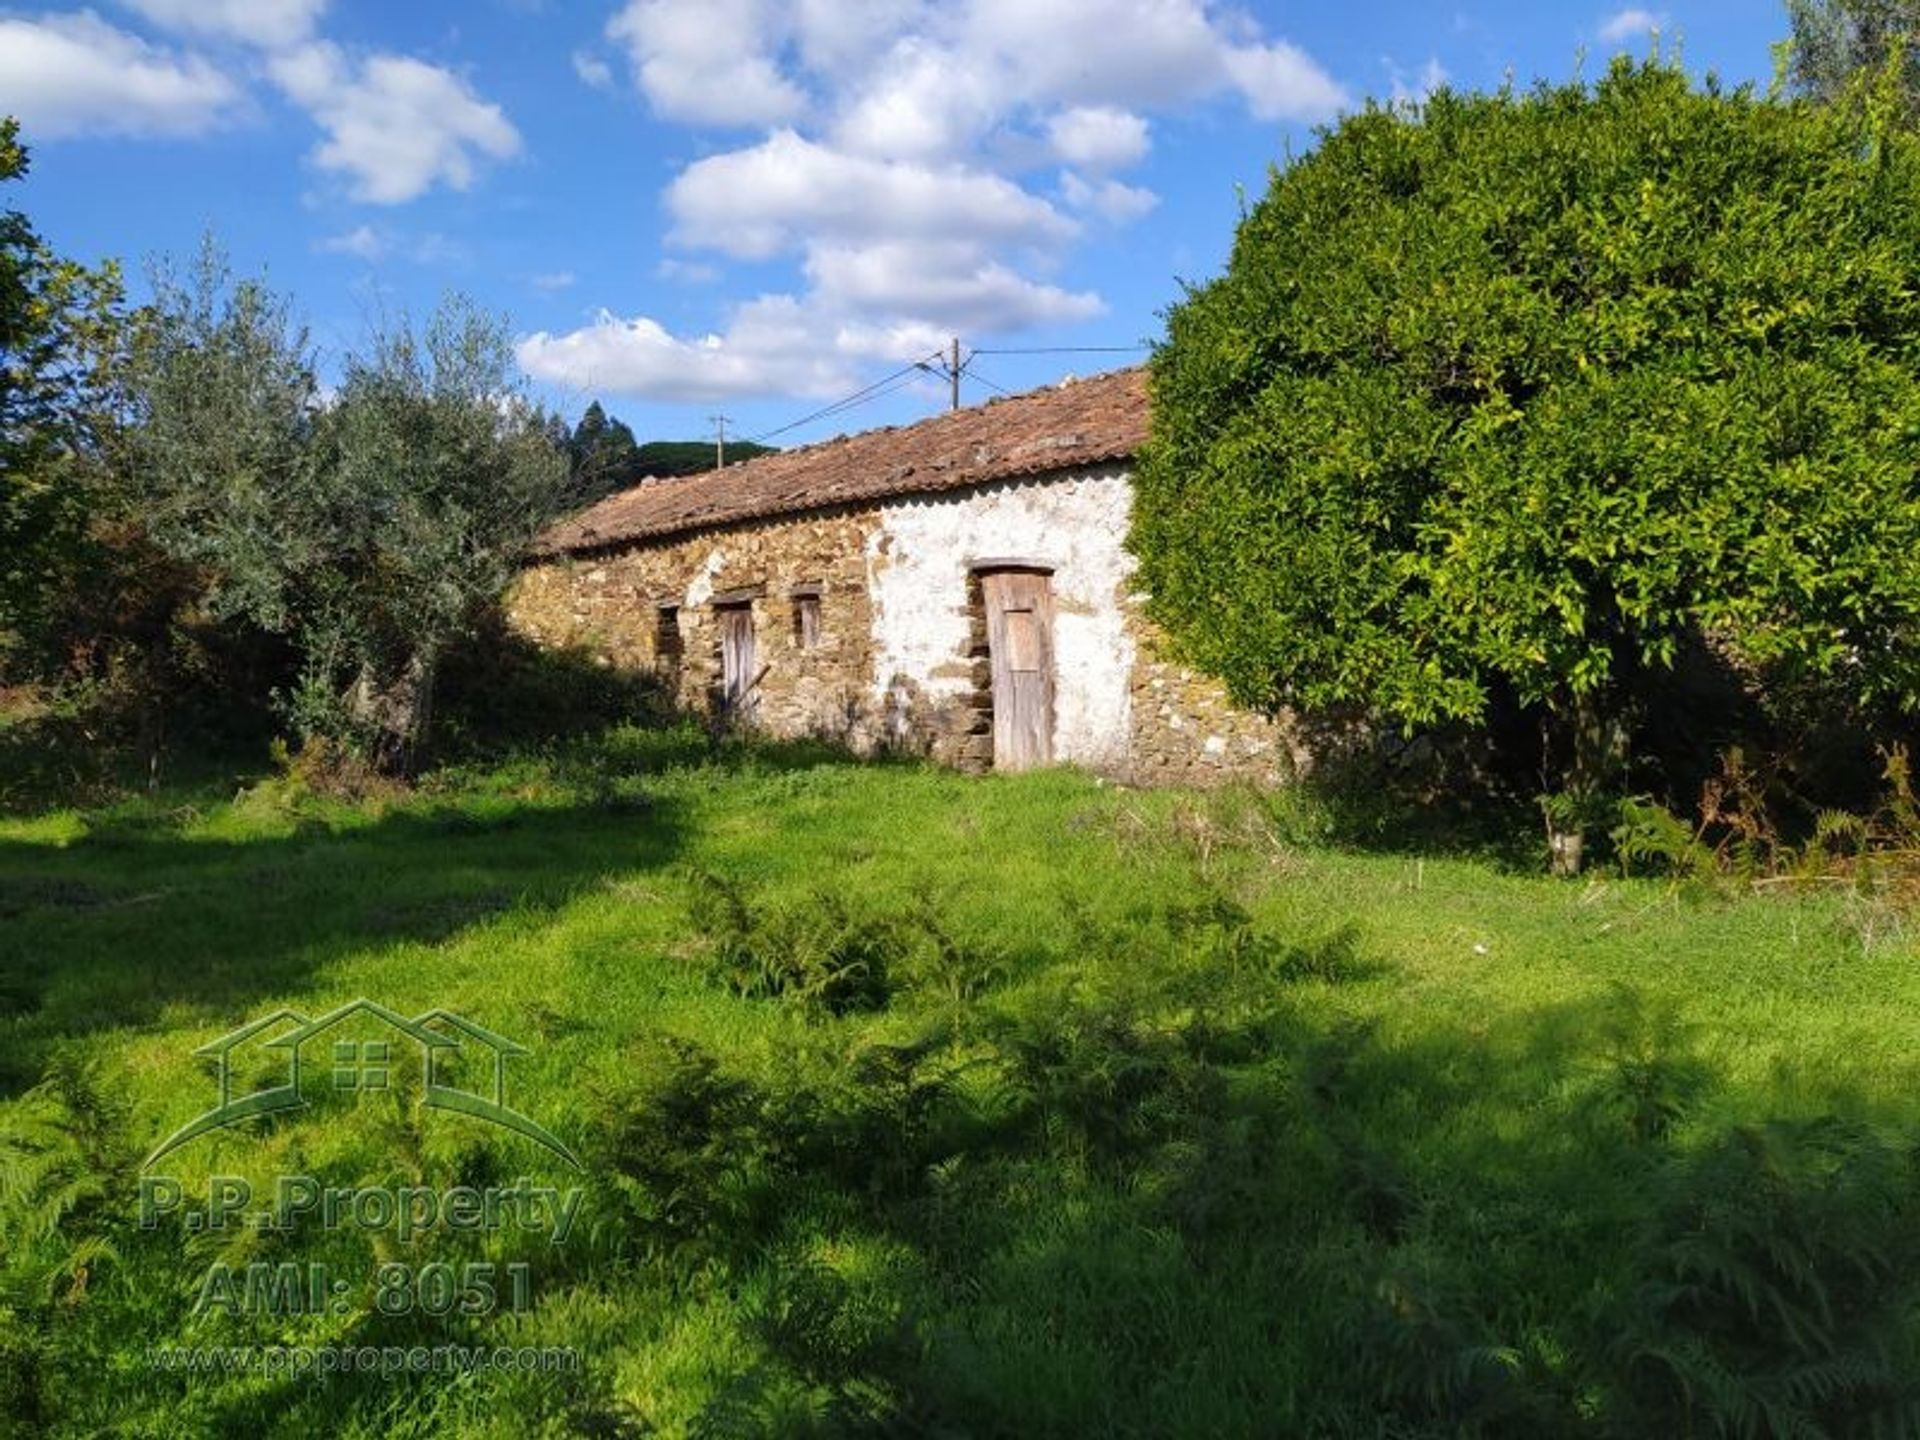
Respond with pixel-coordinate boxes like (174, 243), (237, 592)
(1615, 745), (1920, 895)
(1588, 986), (1709, 1145)
(6, 746), (1920, 1435)
(1614, 1117), (1920, 1436)
(684, 869), (897, 1016)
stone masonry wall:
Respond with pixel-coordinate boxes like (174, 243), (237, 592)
(1124, 629), (1308, 786)
(507, 469), (1305, 786)
(508, 507), (886, 747)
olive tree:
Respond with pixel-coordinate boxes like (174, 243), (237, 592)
(1134, 60), (1920, 870)
(1786, 0), (1920, 113)
(130, 249), (567, 771)
(319, 297), (569, 769)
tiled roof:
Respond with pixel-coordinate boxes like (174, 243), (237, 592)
(535, 365), (1148, 556)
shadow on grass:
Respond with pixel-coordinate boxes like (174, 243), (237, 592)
(8, 840), (1920, 1435)
(567, 968), (1920, 1437)
(432, 622), (931, 781)
(0, 791), (690, 1096)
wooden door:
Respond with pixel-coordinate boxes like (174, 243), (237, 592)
(718, 604), (758, 721)
(980, 569), (1055, 770)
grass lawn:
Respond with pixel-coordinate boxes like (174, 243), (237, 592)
(4, 726), (1919, 1436)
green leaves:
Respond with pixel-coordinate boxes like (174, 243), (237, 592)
(1136, 58), (1920, 755)
(127, 252), (569, 762)
(0, 118), (127, 669)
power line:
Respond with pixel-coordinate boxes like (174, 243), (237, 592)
(969, 345), (1149, 355)
(748, 340), (1144, 447)
(771, 359), (933, 436)
(750, 352), (944, 444)
(963, 366), (1015, 398)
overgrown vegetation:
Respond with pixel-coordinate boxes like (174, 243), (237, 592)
(5, 738), (1920, 1434)
(1136, 57), (1920, 871)
(126, 249), (570, 773)
(1, 119), (581, 787)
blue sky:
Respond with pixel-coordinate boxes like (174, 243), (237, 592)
(6, 1), (1783, 448)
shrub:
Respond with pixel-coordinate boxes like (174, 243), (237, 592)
(1138, 58), (1920, 868)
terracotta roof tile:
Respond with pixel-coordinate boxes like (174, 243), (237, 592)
(535, 366), (1147, 555)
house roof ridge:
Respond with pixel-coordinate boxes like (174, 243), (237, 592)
(535, 364), (1147, 556)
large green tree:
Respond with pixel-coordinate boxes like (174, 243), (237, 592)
(129, 250), (567, 771)
(1135, 59), (1920, 870)
(0, 118), (124, 673)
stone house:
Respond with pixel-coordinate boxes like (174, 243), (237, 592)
(509, 367), (1300, 783)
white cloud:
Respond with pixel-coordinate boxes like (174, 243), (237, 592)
(666, 129), (1076, 260)
(963, 0), (1243, 109)
(317, 224), (387, 260)
(1384, 56), (1449, 108)
(1046, 106), (1150, 171)
(24, 2), (521, 210)
(119, 0), (325, 49)
(0, 11), (242, 140)
(606, 0), (806, 127)
(524, 0), (1345, 402)
(945, 0), (1345, 119)
(571, 49), (613, 89)
(269, 41), (521, 204)
(532, 270), (577, 290)
(1221, 40), (1348, 121)
(1597, 8), (1662, 44)
(517, 300), (863, 403)
(790, 0), (923, 75)
(806, 241), (1103, 330)
(1060, 170), (1158, 223)
(656, 257), (721, 284)
(518, 236), (1100, 403)
(315, 224), (460, 263)
(832, 37), (1004, 160)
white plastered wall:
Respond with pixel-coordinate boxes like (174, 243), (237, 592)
(866, 464), (1137, 769)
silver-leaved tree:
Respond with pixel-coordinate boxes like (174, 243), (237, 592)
(128, 245), (568, 773)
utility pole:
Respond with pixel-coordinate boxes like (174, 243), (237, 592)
(949, 337), (961, 411)
(710, 414), (731, 470)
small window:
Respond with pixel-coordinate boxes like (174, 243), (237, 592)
(332, 1040), (390, 1092)
(789, 583), (823, 649)
(655, 605), (683, 676)
(792, 593), (821, 649)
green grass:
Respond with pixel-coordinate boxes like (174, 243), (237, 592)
(4, 726), (1920, 1436)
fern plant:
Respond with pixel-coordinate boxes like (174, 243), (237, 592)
(1611, 1116), (1920, 1436)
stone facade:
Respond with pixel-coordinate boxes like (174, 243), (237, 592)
(508, 465), (1303, 786)
(509, 506), (886, 746)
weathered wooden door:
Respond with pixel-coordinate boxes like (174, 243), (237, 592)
(718, 604), (758, 721)
(980, 569), (1055, 770)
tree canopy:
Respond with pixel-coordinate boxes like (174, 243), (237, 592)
(1134, 59), (1920, 863)
(128, 250), (569, 769)
(1786, 0), (1920, 111)
(561, 403), (780, 509)
(633, 437), (778, 477)
(0, 119), (123, 670)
